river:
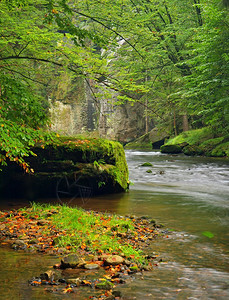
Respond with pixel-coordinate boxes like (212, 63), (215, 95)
(0, 150), (229, 299)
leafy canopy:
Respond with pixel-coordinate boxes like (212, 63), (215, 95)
(0, 0), (228, 170)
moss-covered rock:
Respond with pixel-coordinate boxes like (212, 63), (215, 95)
(95, 279), (114, 290)
(0, 136), (129, 199)
(162, 128), (229, 158)
(141, 162), (153, 167)
(160, 144), (182, 154)
(183, 145), (204, 156)
(210, 141), (229, 157)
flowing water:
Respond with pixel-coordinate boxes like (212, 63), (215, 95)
(0, 150), (229, 299)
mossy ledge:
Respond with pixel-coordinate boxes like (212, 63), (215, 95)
(160, 128), (229, 158)
(0, 136), (129, 199)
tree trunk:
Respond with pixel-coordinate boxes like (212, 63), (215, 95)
(145, 98), (149, 134)
(174, 109), (177, 136)
(182, 114), (189, 132)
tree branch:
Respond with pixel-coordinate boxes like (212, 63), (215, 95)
(70, 8), (144, 59)
(1, 66), (48, 86)
(0, 55), (64, 66)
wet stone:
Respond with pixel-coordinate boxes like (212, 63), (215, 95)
(84, 263), (100, 270)
(40, 270), (56, 281)
(112, 290), (122, 297)
(61, 254), (81, 269)
(57, 247), (68, 254)
(95, 279), (114, 290)
(105, 255), (124, 266)
(11, 240), (27, 250)
(66, 278), (81, 286)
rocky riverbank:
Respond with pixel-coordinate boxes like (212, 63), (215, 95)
(0, 204), (164, 299)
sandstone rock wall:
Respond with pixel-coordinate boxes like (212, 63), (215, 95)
(48, 75), (97, 135)
(48, 73), (151, 143)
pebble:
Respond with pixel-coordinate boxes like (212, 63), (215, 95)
(84, 263), (100, 270)
(105, 255), (124, 266)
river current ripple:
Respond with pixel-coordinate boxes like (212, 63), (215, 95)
(120, 150), (229, 299)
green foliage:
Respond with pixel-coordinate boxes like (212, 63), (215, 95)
(178, 0), (229, 133)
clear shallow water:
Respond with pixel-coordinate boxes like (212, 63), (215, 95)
(0, 150), (229, 299)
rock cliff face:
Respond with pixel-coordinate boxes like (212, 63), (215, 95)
(48, 75), (97, 135)
(99, 101), (148, 143)
(48, 74), (150, 143)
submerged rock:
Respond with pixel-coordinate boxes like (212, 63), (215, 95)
(40, 270), (56, 281)
(141, 162), (153, 167)
(66, 278), (81, 286)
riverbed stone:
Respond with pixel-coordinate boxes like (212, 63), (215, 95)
(14, 239), (26, 246)
(141, 162), (153, 167)
(84, 263), (100, 270)
(60, 254), (81, 269)
(66, 278), (81, 286)
(105, 255), (124, 266)
(95, 279), (114, 290)
(40, 270), (56, 281)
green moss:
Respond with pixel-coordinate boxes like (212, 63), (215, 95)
(163, 127), (229, 158)
(183, 145), (204, 156)
(199, 137), (224, 156)
(210, 142), (229, 157)
(141, 162), (153, 167)
(39, 136), (129, 191)
(2, 136), (129, 198)
(124, 141), (152, 150)
(166, 128), (214, 146)
(95, 279), (114, 290)
(160, 144), (182, 154)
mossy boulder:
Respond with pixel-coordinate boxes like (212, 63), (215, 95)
(0, 136), (129, 199)
(141, 162), (153, 167)
(183, 145), (204, 156)
(210, 141), (229, 157)
(160, 144), (182, 154)
(161, 128), (229, 158)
